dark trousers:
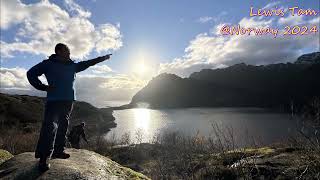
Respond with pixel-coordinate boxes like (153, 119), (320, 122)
(35, 101), (73, 158)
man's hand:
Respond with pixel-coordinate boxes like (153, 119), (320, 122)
(75, 54), (112, 73)
(96, 54), (111, 62)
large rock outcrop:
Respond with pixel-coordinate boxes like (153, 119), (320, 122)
(0, 148), (149, 180)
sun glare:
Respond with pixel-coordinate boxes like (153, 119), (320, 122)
(130, 49), (157, 78)
(135, 62), (147, 75)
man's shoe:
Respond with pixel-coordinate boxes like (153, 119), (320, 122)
(35, 152), (41, 159)
(38, 157), (50, 172)
(51, 152), (70, 159)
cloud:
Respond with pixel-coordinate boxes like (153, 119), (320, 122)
(95, 24), (123, 53)
(309, 17), (320, 24)
(64, 0), (91, 18)
(0, 0), (122, 59)
(74, 74), (147, 106)
(90, 64), (113, 74)
(0, 67), (48, 91)
(0, 67), (29, 89)
(197, 11), (228, 24)
(262, 1), (281, 9)
(159, 3), (320, 77)
(278, 15), (304, 25)
(97, 74), (147, 90)
(198, 16), (214, 23)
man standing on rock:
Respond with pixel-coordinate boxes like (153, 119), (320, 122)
(68, 122), (89, 149)
(27, 43), (111, 172)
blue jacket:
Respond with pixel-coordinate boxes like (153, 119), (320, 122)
(27, 54), (104, 101)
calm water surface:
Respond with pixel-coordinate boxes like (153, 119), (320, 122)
(107, 107), (302, 146)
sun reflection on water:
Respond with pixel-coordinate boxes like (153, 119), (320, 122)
(133, 108), (150, 131)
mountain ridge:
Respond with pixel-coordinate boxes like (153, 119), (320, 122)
(126, 52), (320, 110)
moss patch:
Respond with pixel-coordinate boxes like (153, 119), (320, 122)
(228, 147), (275, 155)
(0, 149), (13, 165)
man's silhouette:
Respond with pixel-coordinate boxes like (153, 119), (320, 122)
(68, 122), (88, 149)
(27, 43), (111, 172)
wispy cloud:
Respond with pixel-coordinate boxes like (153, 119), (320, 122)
(90, 64), (113, 74)
(198, 16), (214, 23)
(197, 11), (228, 24)
(262, 1), (281, 9)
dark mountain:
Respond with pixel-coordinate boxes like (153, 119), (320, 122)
(128, 52), (320, 111)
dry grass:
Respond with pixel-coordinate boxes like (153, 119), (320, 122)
(0, 128), (38, 155)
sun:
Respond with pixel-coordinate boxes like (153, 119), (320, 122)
(136, 62), (147, 74)
(133, 60), (150, 77)
(129, 48), (158, 78)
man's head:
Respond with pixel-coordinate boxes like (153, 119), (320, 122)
(55, 43), (70, 61)
(81, 122), (85, 127)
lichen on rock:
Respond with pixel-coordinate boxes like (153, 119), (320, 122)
(0, 150), (13, 166)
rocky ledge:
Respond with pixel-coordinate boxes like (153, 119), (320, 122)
(0, 148), (149, 180)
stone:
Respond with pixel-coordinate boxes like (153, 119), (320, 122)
(0, 148), (150, 180)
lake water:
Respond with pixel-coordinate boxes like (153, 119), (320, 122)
(107, 107), (302, 146)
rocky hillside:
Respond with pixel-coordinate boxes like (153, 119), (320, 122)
(128, 52), (320, 110)
(0, 148), (149, 180)
(100, 143), (320, 179)
(295, 52), (320, 64)
(0, 93), (116, 136)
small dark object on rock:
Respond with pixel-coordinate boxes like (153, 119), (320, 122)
(284, 147), (298, 153)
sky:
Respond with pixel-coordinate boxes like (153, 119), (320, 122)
(0, 0), (319, 107)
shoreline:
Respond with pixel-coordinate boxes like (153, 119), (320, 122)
(107, 103), (293, 114)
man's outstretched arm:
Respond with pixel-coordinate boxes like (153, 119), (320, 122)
(75, 54), (111, 73)
(26, 61), (49, 91)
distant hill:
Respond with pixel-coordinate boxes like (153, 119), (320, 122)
(0, 93), (116, 135)
(128, 52), (320, 111)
